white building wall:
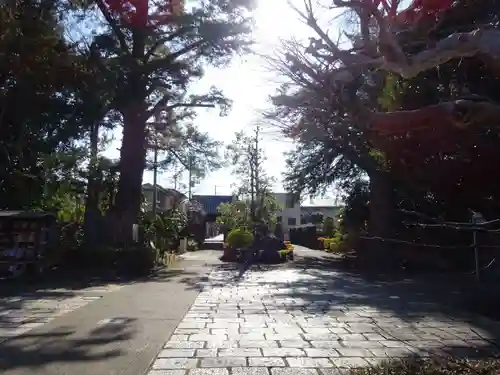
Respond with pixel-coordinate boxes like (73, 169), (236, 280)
(272, 193), (301, 240)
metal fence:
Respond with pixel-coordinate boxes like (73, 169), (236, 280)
(360, 210), (500, 281)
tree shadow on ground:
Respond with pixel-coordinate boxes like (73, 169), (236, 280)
(0, 267), (201, 328)
(184, 252), (500, 365)
(290, 255), (500, 322)
(283, 257), (500, 356)
(0, 317), (137, 371)
(0, 250), (225, 297)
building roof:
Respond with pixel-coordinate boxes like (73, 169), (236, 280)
(192, 195), (233, 215)
(142, 184), (187, 200)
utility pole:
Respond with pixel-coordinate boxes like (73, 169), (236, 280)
(173, 172), (178, 190)
(151, 113), (163, 216)
(214, 185), (217, 195)
(188, 154), (193, 200)
(152, 139), (158, 216)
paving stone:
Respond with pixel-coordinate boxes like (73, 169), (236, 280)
(152, 358), (199, 369)
(363, 333), (387, 341)
(239, 340), (278, 348)
(189, 369), (229, 375)
(318, 369), (346, 375)
(377, 340), (406, 348)
(286, 357), (334, 368)
(304, 349), (340, 358)
(303, 334), (339, 341)
(336, 348), (374, 357)
(231, 367), (270, 375)
(200, 357), (247, 367)
(158, 349), (196, 358)
(171, 335), (191, 341)
(249, 357), (286, 367)
(190, 334), (228, 341)
(271, 369), (318, 375)
(178, 322), (208, 329)
(303, 328), (332, 335)
(279, 340), (312, 348)
(177, 329), (209, 335)
(205, 341), (239, 349)
(241, 322), (269, 328)
(263, 348), (306, 357)
(165, 341), (206, 349)
(266, 333), (302, 340)
(241, 328), (275, 335)
(219, 348), (262, 357)
(330, 357), (370, 369)
(196, 349), (219, 357)
(235, 333), (267, 341)
(208, 323), (240, 329)
(150, 265), (500, 375)
(147, 370), (187, 375)
(310, 341), (343, 349)
(338, 334), (367, 341)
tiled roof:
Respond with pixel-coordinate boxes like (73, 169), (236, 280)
(142, 184), (187, 200)
(192, 195), (233, 215)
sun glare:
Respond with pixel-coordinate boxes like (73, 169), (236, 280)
(254, 0), (305, 47)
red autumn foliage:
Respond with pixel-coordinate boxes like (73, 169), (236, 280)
(369, 0), (453, 23)
(103, 0), (183, 27)
(363, 0), (455, 139)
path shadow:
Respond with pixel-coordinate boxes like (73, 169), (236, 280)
(291, 254), (500, 322)
(0, 252), (221, 323)
(185, 251), (500, 364)
(0, 317), (137, 371)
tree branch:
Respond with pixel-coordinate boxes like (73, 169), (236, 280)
(95, 0), (130, 55)
(147, 97), (216, 119)
(144, 40), (206, 73)
(299, 1), (500, 83)
(369, 99), (500, 134)
(144, 26), (196, 62)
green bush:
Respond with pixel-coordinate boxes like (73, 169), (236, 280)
(115, 245), (157, 275)
(278, 249), (294, 262)
(226, 227), (253, 249)
(350, 357), (500, 375)
(186, 239), (198, 251)
(320, 230), (359, 253)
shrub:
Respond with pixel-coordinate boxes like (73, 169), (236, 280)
(318, 231), (349, 253)
(116, 245), (157, 275)
(226, 227), (253, 249)
(279, 249), (294, 262)
(186, 239), (198, 251)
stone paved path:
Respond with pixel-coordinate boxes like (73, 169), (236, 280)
(0, 283), (123, 343)
(148, 262), (500, 375)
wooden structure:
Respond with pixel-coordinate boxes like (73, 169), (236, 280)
(0, 211), (57, 279)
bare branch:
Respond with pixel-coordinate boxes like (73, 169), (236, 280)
(295, 1), (500, 84)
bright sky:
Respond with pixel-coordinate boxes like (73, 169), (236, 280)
(103, 0), (340, 206)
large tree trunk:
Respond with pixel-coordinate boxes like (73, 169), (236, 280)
(83, 121), (101, 249)
(112, 102), (148, 241)
(368, 170), (395, 238)
(363, 170), (398, 268)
